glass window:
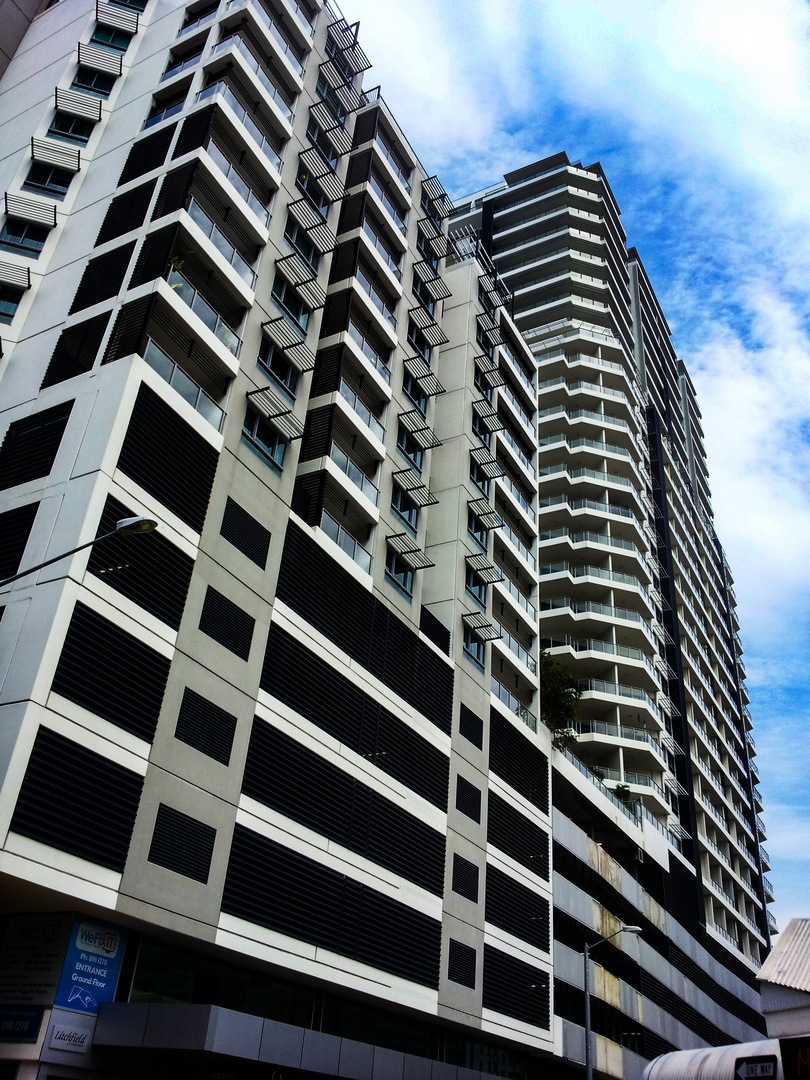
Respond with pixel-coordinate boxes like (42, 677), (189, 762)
(306, 117), (338, 171)
(391, 484), (418, 532)
(109, 0), (147, 11)
(397, 424), (423, 473)
(402, 369), (427, 416)
(90, 26), (132, 52)
(296, 164), (329, 219)
(475, 320), (494, 359)
(416, 229), (438, 272)
(242, 406), (285, 469)
(315, 73), (347, 126)
(257, 336), (298, 397)
(412, 274), (435, 315)
(323, 37), (353, 86)
(473, 363), (493, 401)
(407, 319), (431, 365)
(463, 624), (485, 667)
(385, 547), (413, 596)
(22, 163), (72, 200)
(470, 458), (489, 496)
(271, 273), (309, 331)
(471, 409), (491, 447)
(465, 565), (487, 606)
(47, 112), (95, 144)
(71, 66), (116, 97)
(143, 91), (187, 128)
(0, 219), (50, 258)
(0, 285), (24, 325)
(283, 216), (319, 273)
(467, 508), (488, 550)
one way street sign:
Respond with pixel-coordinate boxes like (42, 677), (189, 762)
(735, 1057), (777, 1079)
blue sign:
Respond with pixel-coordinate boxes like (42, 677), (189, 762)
(53, 919), (127, 1016)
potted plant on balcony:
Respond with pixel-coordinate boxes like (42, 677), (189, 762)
(539, 649), (581, 751)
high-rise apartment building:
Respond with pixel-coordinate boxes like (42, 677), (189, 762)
(0, 2), (771, 1079)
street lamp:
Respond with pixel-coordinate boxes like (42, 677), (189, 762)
(584, 925), (642, 1080)
(0, 515), (158, 588)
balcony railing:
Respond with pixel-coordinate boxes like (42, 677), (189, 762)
(142, 338), (224, 429)
(498, 427), (537, 479)
(575, 720), (661, 752)
(329, 441), (379, 505)
(225, 0), (305, 75)
(187, 198), (256, 287)
(369, 172), (408, 234)
(500, 520), (536, 570)
(491, 676), (536, 731)
(374, 132), (411, 191)
(211, 35), (294, 122)
(347, 321), (392, 384)
(207, 141), (271, 227)
(578, 677), (661, 718)
(500, 382), (533, 429)
(320, 510), (372, 573)
(167, 268), (241, 355)
(543, 635), (656, 678)
(339, 379), (385, 441)
(498, 472), (535, 520)
(357, 266), (397, 328)
(162, 51), (201, 82)
(492, 619), (537, 674)
(362, 220), (402, 280)
(197, 82), (283, 171)
(177, 7), (215, 36)
(499, 342), (534, 394)
(495, 574), (537, 620)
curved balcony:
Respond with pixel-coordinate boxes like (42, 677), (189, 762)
(575, 720), (666, 763)
(539, 561), (653, 613)
(544, 636), (659, 694)
(538, 527), (651, 583)
(577, 677), (664, 730)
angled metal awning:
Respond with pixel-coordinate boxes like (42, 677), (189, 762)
(327, 17), (373, 75)
(77, 41), (123, 75)
(472, 397), (504, 433)
(470, 444), (505, 480)
(399, 409), (442, 450)
(4, 192), (57, 228)
(318, 61), (365, 112)
(479, 270), (511, 310)
(468, 497), (504, 530)
(408, 304), (448, 347)
(246, 386), (304, 440)
(387, 532), (434, 570)
(275, 252), (326, 310)
(299, 146), (344, 203)
(418, 217), (454, 260)
(309, 101), (352, 157)
(475, 354), (505, 390)
(477, 311), (505, 349)
(421, 175), (454, 220)
(665, 775), (690, 798)
(462, 609), (502, 641)
(261, 316), (316, 372)
(466, 553), (503, 585)
(661, 733), (685, 756)
(392, 468), (438, 507)
(403, 355), (445, 396)
(287, 198), (337, 254)
(413, 259), (452, 302)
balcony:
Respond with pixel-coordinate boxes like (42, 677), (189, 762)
(498, 518), (537, 572)
(491, 676), (537, 732)
(496, 427), (537, 483)
(142, 337), (224, 430)
(320, 509), (372, 574)
(186, 198), (257, 289)
(578, 677), (663, 725)
(204, 141), (271, 232)
(493, 573), (537, 625)
(167, 267), (241, 356)
(176, 7), (215, 40)
(368, 171), (408, 239)
(353, 264), (398, 339)
(361, 219), (403, 283)
(223, 0), (306, 81)
(196, 82), (283, 179)
(498, 341), (535, 400)
(496, 471), (535, 524)
(328, 441), (379, 507)
(499, 381), (536, 442)
(338, 378), (385, 444)
(491, 619), (537, 674)
(209, 35), (295, 127)
(346, 321), (392, 390)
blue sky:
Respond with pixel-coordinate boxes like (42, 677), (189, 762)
(343, 0), (810, 935)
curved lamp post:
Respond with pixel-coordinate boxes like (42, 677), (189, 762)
(584, 925), (642, 1080)
(0, 516), (158, 588)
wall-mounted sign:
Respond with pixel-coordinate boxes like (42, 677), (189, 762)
(0, 914), (72, 1007)
(53, 919), (127, 1016)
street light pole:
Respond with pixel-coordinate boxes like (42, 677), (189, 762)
(583, 925), (642, 1080)
(0, 515), (158, 589)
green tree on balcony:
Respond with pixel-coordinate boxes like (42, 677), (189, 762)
(540, 649), (581, 751)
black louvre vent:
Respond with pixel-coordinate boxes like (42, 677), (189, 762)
(41, 313), (110, 388)
(277, 522), (454, 735)
(420, 607), (450, 655)
(351, 111), (378, 149)
(0, 501), (38, 580)
(447, 940), (476, 988)
(129, 224), (178, 289)
(262, 623), (449, 810)
(485, 864), (550, 952)
(174, 687), (237, 766)
(482, 945), (550, 1029)
(101, 296), (153, 364)
(152, 162), (197, 220)
(452, 854), (479, 902)
(0, 400), (73, 493)
(172, 106), (214, 159)
(148, 803), (216, 883)
(489, 708), (549, 814)
(345, 149), (371, 188)
(320, 290), (352, 338)
(51, 601), (170, 742)
(96, 179), (157, 246)
(220, 498), (270, 569)
(459, 704), (484, 749)
(337, 191), (365, 235)
(487, 792), (549, 880)
(117, 383), (219, 532)
(243, 720), (445, 895)
(10, 726), (143, 872)
(87, 494), (193, 629)
(222, 825), (442, 988)
(119, 124), (177, 185)
(455, 776), (482, 823)
(199, 586), (254, 660)
(69, 242), (136, 314)
(328, 239), (359, 285)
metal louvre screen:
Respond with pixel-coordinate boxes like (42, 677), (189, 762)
(458, 704), (484, 749)
(243, 720), (445, 895)
(447, 940), (476, 988)
(487, 792), (549, 880)
(262, 623), (449, 810)
(482, 945), (550, 1029)
(69, 241), (136, 314)
(96, 179), (157, 245)
(10, 726), (143, 872)
(198, 586), (254, 661)
(485, 864), (550, 952)
(147, 803), (216, 884)
(116, 383), (219, 533)
(0, 400), (73, 493)
(455, 776), (482, 823)
(276, 522), (454, 734)
(0, 501), (39, 580)
(222, 825), (442, 988)
(419, 606), (450, 655)
(87, 494), (194, 629)
(118, 123), (177, 184)
(452, 854), (479, 902)
(51, 601), (170, 742)
(101, 296), (153, 364)
(41, 313), (110, 388)
(220, 497), (271, 569)
(174, 687), (237, 766)
(489, 708), (549, 813)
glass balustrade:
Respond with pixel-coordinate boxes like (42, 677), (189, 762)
(167, 267), (241, 355)
(187, 198), (256, 286)
(491, 676), (536, 731)
(225, 0), (305, 75)
(206, 142), (271, 226)
(362, 220), (402, 279)
(497, 427), (536, 479)
(197, 82), (283, 171)
(492, 619), (537, 674)
(347, 322), (392, 384)
(320, 510), (372, 573)
(356, 266), (397, 328)
(211, 36), (294, 121)
(142, 338), (224, 429)
(495, 574), (536, 619)
(328, 442), (379, 505)
(374, 133), (411, 190)
(368, 172), (408, 234)
(339, 380), (385, 441)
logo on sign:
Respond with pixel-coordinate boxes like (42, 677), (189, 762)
(75, 924), (119, 958)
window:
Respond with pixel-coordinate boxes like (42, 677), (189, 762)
(407, 319), (432, 365)
(385, 547), (413, 597)
(71, 67), (116, 97)
(476, 320), (494, 359)
(242, 406), (285, 469)
(0, 219), (50, 259)
(412, 274), (435, 315)
(474, 363), (493, 401)
(397, 424), (423, 473)
(283, 216), (319, 273)
(258, 336), (298, 397)
(470, 458), (489, 496)
(472, 409), (491, 447)
(478, 280), (495, 317)
(402, 369), (427, 416)
(144, 91), (187, 129)
(296, 163), (329, 219)
(420, 186), (441, 228)
(22, 163), (72, 200)
(467, 508), (488, 550)
(416, 229), (438, 272)
(306, 117), (338, 171)
(48, 112), (95, 144)
(0, 285), (24, 325)
(90, 26), (132, 52)
(109, 0), (147, 11)
(271, 272), (309, 331)
(162, 48), (202, 81)
(324, 36), (353, 85)
(391, 484), (418, 532)
(465, 565), (487, 607)
(463, 624), (485, 668)
(315, 73), (347, 126)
